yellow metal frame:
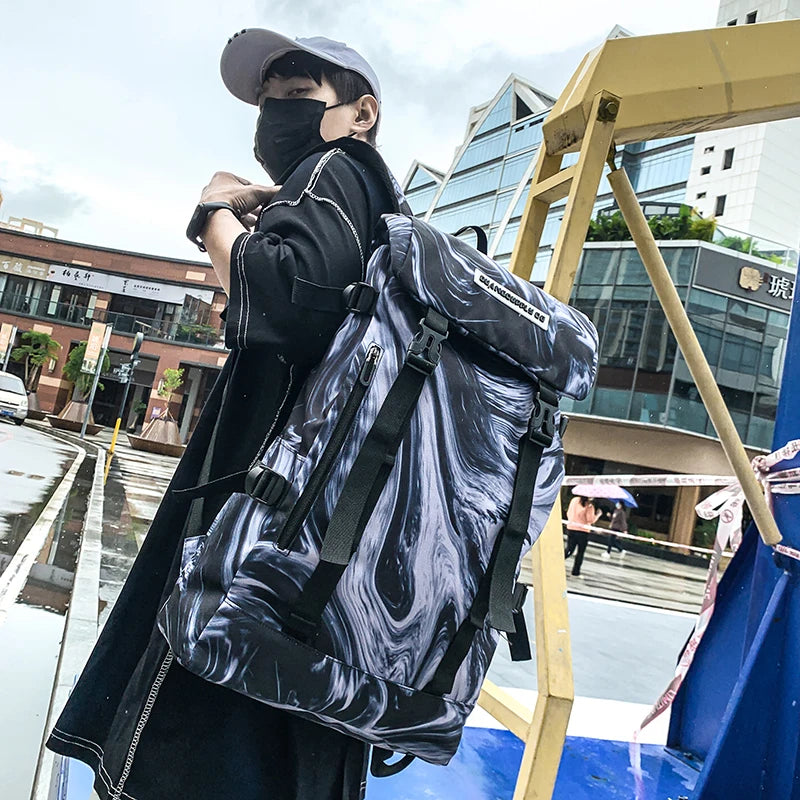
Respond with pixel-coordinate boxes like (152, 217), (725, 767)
(476, 19), (799, 798)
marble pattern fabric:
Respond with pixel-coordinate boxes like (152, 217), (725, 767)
(158, 215), (598, 764)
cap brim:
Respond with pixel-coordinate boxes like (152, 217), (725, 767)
(221, 29), (353, 106)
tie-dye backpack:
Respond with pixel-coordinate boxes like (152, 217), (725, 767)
(158, 213), (598, 772)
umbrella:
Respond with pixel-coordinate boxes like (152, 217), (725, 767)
(571, 483), (638, 508)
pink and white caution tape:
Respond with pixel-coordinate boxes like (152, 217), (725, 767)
(630, 439), (800, 799)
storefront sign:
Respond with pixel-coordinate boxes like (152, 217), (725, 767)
(694, 248), (795, 312)
(47, 265), (214, 305)
(0, 256), (50, 280)
(82, 322), (108, 374)
(737, 266), (795, 301)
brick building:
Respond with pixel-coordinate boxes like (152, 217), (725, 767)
(0, 221), (228, 440)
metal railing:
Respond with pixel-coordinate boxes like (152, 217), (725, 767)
(0, 295), (225, 348)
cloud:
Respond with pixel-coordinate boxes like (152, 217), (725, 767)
(0, 0), (721, 257)
(0, 182), (91, 225)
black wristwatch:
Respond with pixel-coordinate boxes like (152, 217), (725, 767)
(186, 202), (238, 251)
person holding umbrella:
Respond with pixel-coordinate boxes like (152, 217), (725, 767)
(564, 495), (601, 577)
(601, 501), (628, 559)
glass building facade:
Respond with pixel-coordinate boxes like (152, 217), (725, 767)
(404, 76), (794, 452)
(405, 78), (695, 282)
(564, 243), (790, 450)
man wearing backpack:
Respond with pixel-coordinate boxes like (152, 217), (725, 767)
(47, 29), (402, 800)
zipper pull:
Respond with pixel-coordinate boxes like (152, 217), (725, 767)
(358, 344), (383, 386)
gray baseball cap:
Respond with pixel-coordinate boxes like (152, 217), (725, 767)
(221, 29), (381, 106)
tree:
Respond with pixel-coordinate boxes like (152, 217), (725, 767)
(156, 367), (184, 413)
(10, 331), (60, 393)
(129, 366), (186, 454)
(62, 341), (111, 400)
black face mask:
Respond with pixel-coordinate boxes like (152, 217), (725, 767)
(254, 97), (345, 182)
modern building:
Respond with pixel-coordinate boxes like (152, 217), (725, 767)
(686, 0), (800, 247)
(0, 215), (227, 440)
(403, 11), (799, 546)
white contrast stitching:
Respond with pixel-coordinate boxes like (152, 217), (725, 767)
(249, 364), (296, 469)
(110, 650), (174, 799)
(49, 729), (137, 800)
(239, 233), (253, 349)
(235, 234), (246, 349)
(304, 190), (365, 276)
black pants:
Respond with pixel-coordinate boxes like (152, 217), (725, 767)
(564, 530), (588, 576)
(607, 534), (624, 553)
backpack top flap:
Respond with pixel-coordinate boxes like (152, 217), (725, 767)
(382, 214), (599, 400)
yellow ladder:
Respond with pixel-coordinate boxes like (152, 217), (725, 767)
(477, 85), (782, 800)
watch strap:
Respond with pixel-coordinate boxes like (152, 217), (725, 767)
(186, 202), (238, 252)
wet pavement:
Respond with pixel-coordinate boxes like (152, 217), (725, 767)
(0, 421), (77, 578)
(0, 423), (94, 800)
(4, 423), (707, 799)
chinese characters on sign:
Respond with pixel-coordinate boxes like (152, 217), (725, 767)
(0, 257), (50, 280)
(738, 266), (795, 305)
(767, 274), (794, 301)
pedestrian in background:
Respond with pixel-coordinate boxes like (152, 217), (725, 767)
(601, 501), (627, 560)
(564, 495), (601, 577)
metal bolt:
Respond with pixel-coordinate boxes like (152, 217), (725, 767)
(598, 99), (620, 122)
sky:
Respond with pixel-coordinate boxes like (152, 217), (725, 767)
(0, 0), (720, 262)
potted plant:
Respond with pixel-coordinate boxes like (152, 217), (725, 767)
(128, 367), (185, 457)
(10, 330), (61, 420)
(47, 341), (110, 434)
(127, 399), (149, 434)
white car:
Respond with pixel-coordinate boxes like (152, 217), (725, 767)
(0, 371), (28, 425)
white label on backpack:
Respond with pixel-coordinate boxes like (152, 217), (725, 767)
(473, 269), (550, 331)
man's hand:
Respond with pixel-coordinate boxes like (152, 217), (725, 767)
(200, 171), (281, 221)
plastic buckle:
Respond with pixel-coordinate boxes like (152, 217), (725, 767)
(343, 282), (378, 315)
(528, 386), (559, 447)
(245, 465), (289, 506)
(406, 313), (449, 375)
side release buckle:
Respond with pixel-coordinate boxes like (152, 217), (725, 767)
(406, 309), (449, 375)
(528, 384), (559, 447)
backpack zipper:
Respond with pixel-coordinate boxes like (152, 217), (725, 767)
(277, 344), (382, 551)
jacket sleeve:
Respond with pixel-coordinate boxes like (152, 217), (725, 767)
(224, 148), (375, 366)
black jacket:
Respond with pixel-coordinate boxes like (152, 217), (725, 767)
(47, 139), (401, 800)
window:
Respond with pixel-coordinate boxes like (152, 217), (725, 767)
(696, 192), (707, 199)
(703, 146), (715, 154)
(514, 94), (534, 121)
(727, 18), (737, 25)
(701, 165), (711, 175)
(746, 10), (757, 23)
(723, 148), (735, 170)
(715, 195), (727, 216)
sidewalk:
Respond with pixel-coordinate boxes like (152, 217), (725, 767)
(27, 422), (701, 799)
(39, 419), (708, 623)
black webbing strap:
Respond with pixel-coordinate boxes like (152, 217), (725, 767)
(285, 308), (448, 641)
(424, 384), (557, 695)
(291, 277), (378, 315)
(320, 307), (448, 566)
(423, 536), (501, 696)
(453, 225), (488, 255)
(370, 747), (416, 778)
(508, 583), (532, 662)
(173, 464), (289, 507)
(487, 383), (558, 632)
(173, 470), (248, 501)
